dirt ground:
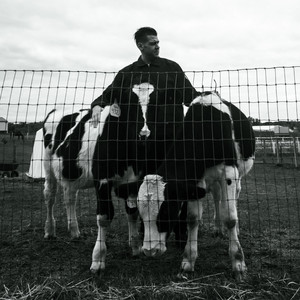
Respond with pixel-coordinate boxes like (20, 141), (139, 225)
(0, 162), (299, 291)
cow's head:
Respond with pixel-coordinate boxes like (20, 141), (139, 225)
(137, 174), (168, 257)
(137, 173), (207, 258)
(113, 82), (154, 143)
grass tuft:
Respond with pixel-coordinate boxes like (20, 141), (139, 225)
(1, 273), (299, 300)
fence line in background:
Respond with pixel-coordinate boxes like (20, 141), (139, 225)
(255, 136), (300, 167)
(1, 67), (300, 123)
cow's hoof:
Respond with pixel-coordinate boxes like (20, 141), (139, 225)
(234, 270), (247, 282)
(233, 264), (247, 282)
(69, 224), (80, 239)
(180, 261), (194, 273)
(176, 272), (189, 280)
(44, 233), (57, 240)
(90, 262), (105, 274)
(132, 246), (142, 257)
(70, 232), (81, 240)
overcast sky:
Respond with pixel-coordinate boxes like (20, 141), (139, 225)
(1, 0), (300, 123)
(1, 0), (300, 72)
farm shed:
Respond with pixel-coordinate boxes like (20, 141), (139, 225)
(253, 125), (291, 136)
(26, 128), (45, 179)
(0, 117), (8, 132)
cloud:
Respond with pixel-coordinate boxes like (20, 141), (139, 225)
(1, 0), (300, 72)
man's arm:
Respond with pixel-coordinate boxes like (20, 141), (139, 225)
(171, 61), (199, 106)
(91, 71), (126, 127)
(91, 71), (125, 109)
(182, 73), (200, 106)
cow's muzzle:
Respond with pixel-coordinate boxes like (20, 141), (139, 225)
(142, 242), (167, 257)
(139, 124), (151, 138)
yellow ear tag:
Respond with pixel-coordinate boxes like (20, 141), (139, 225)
(110, 103), (121, 117)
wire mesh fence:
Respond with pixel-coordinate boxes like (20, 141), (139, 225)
(0, 68), (300, 294)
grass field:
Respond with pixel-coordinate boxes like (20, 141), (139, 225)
(0, 136), (300, 299)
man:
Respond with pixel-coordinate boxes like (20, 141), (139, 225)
(92, 27), (198, 245)
(91, 27), (199, 144)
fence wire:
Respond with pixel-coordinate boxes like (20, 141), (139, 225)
(0, 67), (299, 289)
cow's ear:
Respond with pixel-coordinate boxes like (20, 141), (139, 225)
(156, 187), (182, 233)
(197, 187), (206, 198)
(184, 182), (206, 200)
(156, 201), (174, 233)
(114, 181), (141, 200)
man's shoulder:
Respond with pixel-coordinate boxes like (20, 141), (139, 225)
(159, 57), (182, 70)
(119, 63), (135, 72)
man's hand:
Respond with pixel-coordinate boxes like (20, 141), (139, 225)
(91, 105), (103, 128)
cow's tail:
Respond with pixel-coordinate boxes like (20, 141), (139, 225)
(43, 109), (56, 126)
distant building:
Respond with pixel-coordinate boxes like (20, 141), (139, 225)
(253, 125), (291, 137)
(0, 117), (8, 132)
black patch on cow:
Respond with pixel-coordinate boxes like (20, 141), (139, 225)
(222, 100), (256, 159)
(156, 181), (189, 233)
(43, 109), (57, 149)
(157, 102), (238, 186)
(185, 103), (237, 174)
(166, 181), (206, 201)
(44, 134), (52, 148)
(52, 112), (80, 154)
(92, 91), (146, 181)
(198, 91), (213, 97)
(156, 200), (182, 233)
(156, 179), (206, 233)
(124, 202), (138, 215)
(173, 201), (188, 249)
(115, 181), (141, 200)
(225, 219), (236, 229)
(56, 112), (91, 180)
(96, 180), (115, 221)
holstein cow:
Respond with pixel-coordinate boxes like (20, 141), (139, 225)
(137, 91), (255, 281)
(43, 83), (159, 272)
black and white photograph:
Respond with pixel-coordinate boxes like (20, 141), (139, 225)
(0, 0), (299, 299)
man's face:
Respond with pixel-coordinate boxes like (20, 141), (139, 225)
(139, 35), (160, 60)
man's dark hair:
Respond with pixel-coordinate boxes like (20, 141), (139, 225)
(134, 27), (157, 44)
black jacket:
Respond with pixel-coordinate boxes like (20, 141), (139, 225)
(91, 56), (199, 139)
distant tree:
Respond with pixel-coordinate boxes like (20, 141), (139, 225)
(248, 117), (261, 125)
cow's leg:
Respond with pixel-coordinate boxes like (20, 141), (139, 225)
(210, 181), (226, 236)
(115, 180), (141, 256)
(220, 166), (246, 281)
(180, 199), (203, 274)
(173, 201), (188, 249)
(235, 177), (241, 235)
(125, 197), (140, 256)
(63, 185), (80, 238)
(90, 181), (114, 273)
(44, 173), (57, 239)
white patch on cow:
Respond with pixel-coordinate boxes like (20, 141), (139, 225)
(138, 174), (166, 213)
(71, 108), (111, 186)
(132, 83), (154, 137)
(127, 196), (137, 209)
(43, 107), (112, 190)
(191, 92), (232, 118)
(138, 174), (167, 257)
